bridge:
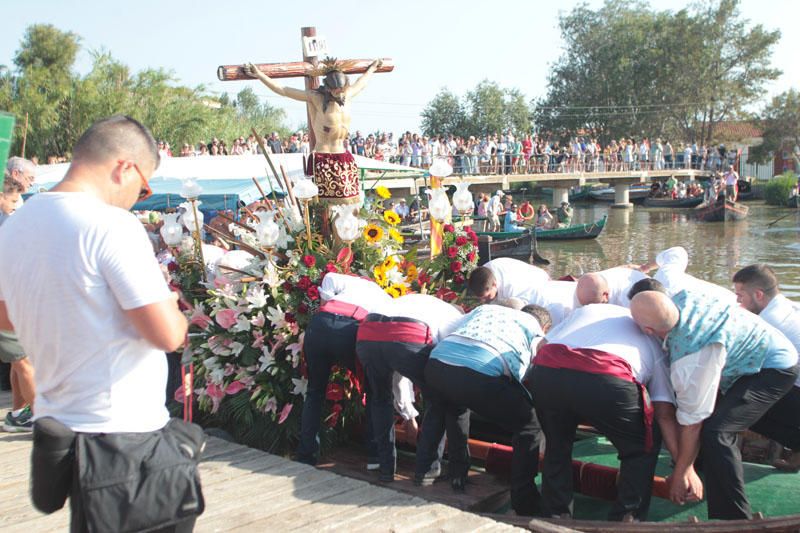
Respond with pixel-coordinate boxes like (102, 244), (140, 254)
(364, 169), (714, 208)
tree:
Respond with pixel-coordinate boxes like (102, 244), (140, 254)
(465, 81), (507, 137)
(749, 89), (800, 170)
(533, 0), (781, 144)
(420, 89), (466, 137)
(13, 24), (79, 75)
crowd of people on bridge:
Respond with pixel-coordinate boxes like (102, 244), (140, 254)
(158, 129), (741, 178)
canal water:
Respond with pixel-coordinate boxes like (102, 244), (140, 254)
(534, 201), (800, 301)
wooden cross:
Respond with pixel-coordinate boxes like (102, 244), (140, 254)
(217, 26), (394, 151)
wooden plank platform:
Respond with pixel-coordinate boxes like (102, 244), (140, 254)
(0, 391), (522, 532)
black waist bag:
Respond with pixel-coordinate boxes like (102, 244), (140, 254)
(31, 417), (77, 513)
(77, 418), (206, 533)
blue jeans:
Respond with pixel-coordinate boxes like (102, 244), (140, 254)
(297, 312), (370, 464)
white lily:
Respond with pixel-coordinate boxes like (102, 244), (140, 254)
(291, 377), (308, 397)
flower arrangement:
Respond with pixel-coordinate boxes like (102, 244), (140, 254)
(423, 223), (480, 289)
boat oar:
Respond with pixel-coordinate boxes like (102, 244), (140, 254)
(767, 212), (794, 228)
(529, 227), (550, 265)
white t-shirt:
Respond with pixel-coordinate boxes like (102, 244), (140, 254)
(0, 192), (172, 432)
(760, 294), (800, 387)
(598, 267), (649, 308)
(519, 280), (576, 326)
(486, 258), (551, 302)
(653, 246), (737, 305)
(319, 272), (391, 312)
(545, 304), (674, 403)
(373, 294), (464, 344)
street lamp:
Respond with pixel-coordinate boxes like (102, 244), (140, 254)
(180, 178), (206, 281)
(293, 177), (319, 250)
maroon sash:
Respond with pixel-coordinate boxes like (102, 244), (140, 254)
(535, 343), (654, 452)
(357, 320), (432, 345)
(318, 300), (369, 322)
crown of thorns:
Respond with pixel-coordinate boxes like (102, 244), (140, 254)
(304, 57), (358, 77)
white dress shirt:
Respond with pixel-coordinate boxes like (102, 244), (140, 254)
(653, 246), (737, 305)
(519, 280), (577, 326)
(372, 294), (464, 344)
(598, 267), (649, 308)
(319, 272), (391, 312)
(486, 258), (551, 302)
(760, 294), (800, 387)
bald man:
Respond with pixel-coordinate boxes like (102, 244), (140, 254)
(630, 290), (798, 520)
(576, 267), (648, 308)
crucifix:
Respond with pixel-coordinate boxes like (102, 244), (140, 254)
(217, 27), (393, 208)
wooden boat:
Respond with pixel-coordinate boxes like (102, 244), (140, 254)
(475, 231), (535, 265)
(643, 195), (704, 208)
(588, 185), (651, 204)
(477, 216), (607, 242)
(695, 199), (749, 222)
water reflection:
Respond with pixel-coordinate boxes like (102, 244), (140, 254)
(538, 202), (800, 301)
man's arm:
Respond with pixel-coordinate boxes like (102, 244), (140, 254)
(124, 292), (188, 353)
(347, 59), (382, 99)
(0, 300), (13, 332)
(244, 63), (309, 102)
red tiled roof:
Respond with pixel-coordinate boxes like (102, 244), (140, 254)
(712, 121), (763, 141)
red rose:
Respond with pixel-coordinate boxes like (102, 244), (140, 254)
(326, 383), (344, 402)
(443, 224), (455, 233)
(303, 255), (316, 267)
(467, 251), (477, 262)
(447, 246), (458, 258)
(297, 303), (309, 314)
(167, 261), (178, 272)
(325, 262), (338, 273)
(284, 312), (296, 323)
(297, 276), (312, 290)
(283, 281), (294, 292)
(435, 287), (458, 302)
(418, 271), (431, 284)
(455, 236), (468, 246)
(450, 261), (463, 273)
(306, 285), (320, 300)
(454, 273), (465, 284)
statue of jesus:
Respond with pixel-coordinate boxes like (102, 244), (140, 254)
(244, 58), (383, 205)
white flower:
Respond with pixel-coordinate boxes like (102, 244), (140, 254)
(258, 348), (275, 372)
(229, 341), (245, 356)
(266, 305), (287, 329)
(203, 356), (220, 370)
(246, 286), (268, 309)
(275, 226), (294, 250)
(232, 316), (251, 333)
(291, 377), (308, 397)
(209, 367), (226, 383)
(262, 263), (282, 288)
(386, 266), (406, 286)
(250, 311), (266, 328)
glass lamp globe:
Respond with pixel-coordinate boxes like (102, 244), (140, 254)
(452, 182), (473, 213)
(427, 188), (451, 222)
(180, 178), (202, 199)
(180, 201), (204, 232)
(293, 178), (319, 200)
(429, 158), (453, 178)
(160, 213), (184, 247)
(255, 211), (281, 249)
(332, 205), (361, 243)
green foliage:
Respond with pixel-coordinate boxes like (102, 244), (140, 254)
(422, 81), (532, 138)
(764, 172), (798, 206)
(750, 90), (800, 166)
(533, 0), (781, 144)
(4, 24), (290, 160)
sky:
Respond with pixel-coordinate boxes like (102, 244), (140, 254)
(4, 0), (799, 136)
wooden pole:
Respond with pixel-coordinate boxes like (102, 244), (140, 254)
(301, 26), (319, 152)
(20, 112), (28, 158)
(216, 59), (393, 81)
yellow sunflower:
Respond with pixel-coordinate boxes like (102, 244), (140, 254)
(405, 263), (418, 282)
(381, 255), (396, 271)
(385, 283), (408, 298)
(372, 266), (388, 287)
(375, 186), (391, 199)
(389, 228), (405, 244)
(383, 210), (401, 226)
(363, 224), (384, 243)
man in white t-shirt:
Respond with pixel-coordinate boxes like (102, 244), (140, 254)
(529, 304), (677, 520)
(733, 264), (800, 471)
(468, 257), (551, 304)
(0, 116), (192, 530)
(640, 246), (737, 305)
(575, 266), (648, 308)
(486, 190), (504, 231)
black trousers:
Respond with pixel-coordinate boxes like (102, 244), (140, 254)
(297, 312), (369, 464)
(529, 366), (660, 521)
(356, 335), (432, 476)
(701, 365), (799, 520)
(750, 385), (800, 452)
(420, 358), (543, 516)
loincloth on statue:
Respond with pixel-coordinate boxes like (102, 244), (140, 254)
(305, 152), (360, 205)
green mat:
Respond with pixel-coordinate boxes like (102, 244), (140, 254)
(568, 436), (800, 522)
